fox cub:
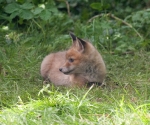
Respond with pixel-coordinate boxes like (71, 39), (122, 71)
(40, 33), (106, 87)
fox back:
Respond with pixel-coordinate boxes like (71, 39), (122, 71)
(40, 33), (106, 87)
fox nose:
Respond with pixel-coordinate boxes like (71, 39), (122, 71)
(59, 68), (62, 72)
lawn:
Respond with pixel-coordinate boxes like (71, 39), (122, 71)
(0, 27), (150, 125)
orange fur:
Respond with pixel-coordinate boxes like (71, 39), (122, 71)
(40, 33), (106, 87)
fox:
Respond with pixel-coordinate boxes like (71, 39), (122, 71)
(40, 32), (106, 87)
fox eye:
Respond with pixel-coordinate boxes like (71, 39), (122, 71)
(68, 58), (74, 63)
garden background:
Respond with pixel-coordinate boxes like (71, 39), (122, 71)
(0, 0), (150, 124)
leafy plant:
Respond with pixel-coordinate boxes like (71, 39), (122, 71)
(126, 9), (150, 38)
(1, 0), (150, 51)
(2, 0), (58, 25)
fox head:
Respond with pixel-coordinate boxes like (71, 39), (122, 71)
(59, 32), (88, 75)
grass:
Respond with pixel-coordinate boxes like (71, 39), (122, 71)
(0, 22), (150, 124)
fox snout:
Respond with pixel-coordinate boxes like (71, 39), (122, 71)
(59, 68), (63, 72)
(59, 65), (74, 75)
(59, 67), (70, 74)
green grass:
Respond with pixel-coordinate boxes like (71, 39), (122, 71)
(0, 25), (150, 124)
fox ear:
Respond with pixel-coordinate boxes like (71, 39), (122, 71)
(69, 32), (77, 41)
(69, 32), (86, 52)
(76, 39), (84, 52)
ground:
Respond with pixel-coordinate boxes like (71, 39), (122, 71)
(0, 34), (149, 124)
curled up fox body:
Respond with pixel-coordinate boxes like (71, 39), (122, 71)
(40, 33), (106, 87)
